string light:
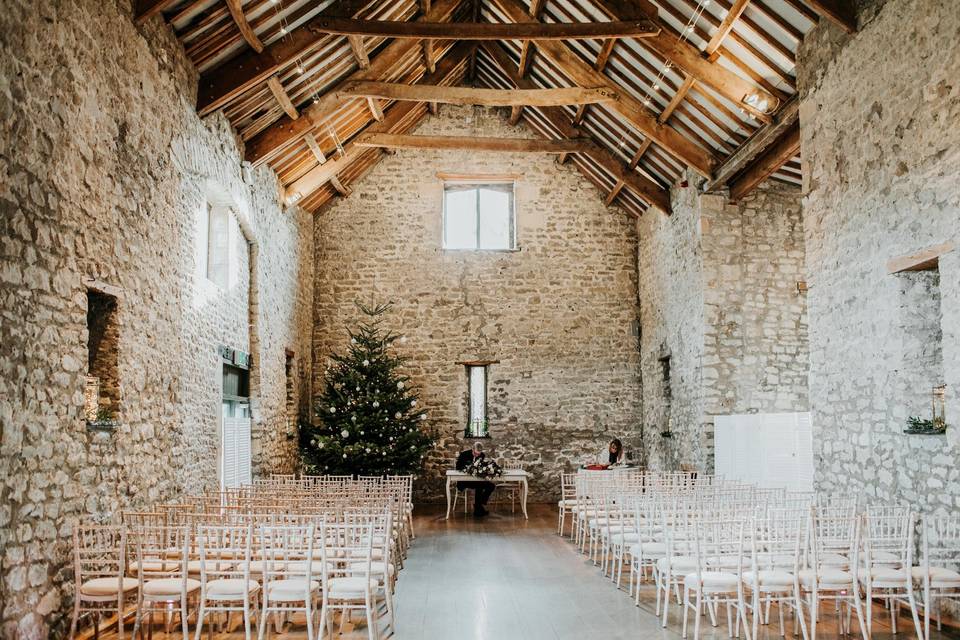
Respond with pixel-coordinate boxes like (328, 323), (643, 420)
(638, 0), (710, 116)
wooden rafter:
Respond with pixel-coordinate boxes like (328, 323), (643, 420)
(196, 0), (372, 116)
(304, 134), (327, 164)
(266, 76), (298, 120)
(727, 121), (800, 201)
(482, 41), (670, 213)
(570, 37), (618, 128)
(366, 98), (384, 122)
(421, 0), (435, 73)
(658, 75), (694, 124)
(245, 0), (467, 164)
(805, 0), (857, 33)
(284, 44), (472, 204)
(336, 81), (619, 107)
(493, 0), (715, 177)
(517, 0), (548, 79)
(310, 16), (660, 39)
(133, 0), (179, 25)
(593, 0), (778, 118)
(225, 0), (264, 53)
(703, 0), (750, 61)
(355, 133), (595, 153)
(329, 175), (352, 197)
(347, 35), (370, 69)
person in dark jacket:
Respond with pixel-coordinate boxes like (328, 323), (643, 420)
(456, 442), (495, 517)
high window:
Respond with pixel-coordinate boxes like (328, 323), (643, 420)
(466, 365), (488, 437)
(206, 203), (230, 288)
(442, 182), (516, 250)
(85, 289), (120, 422)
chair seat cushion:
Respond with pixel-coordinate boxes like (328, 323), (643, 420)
(349, 561), (396, 577)
(684, 571), (740, 590)
(189, 560), (235, 574)
(328, 577), (379, 596)
(859, 567), (909, 584)
(798, 568), (854, 588)
(558, 499), (577, 507)
(80, 577), (138, 596)
(205, 578), (260, 599)
(630, 542), (667, 559)
(820, 553), (849, 567)
(130, 560), (179, 575)
(266, 579), (320, 600)
(143, 578), (201, 596)
(657, 556), (698, 573)
(911, 566), (960, 586)
(744, 570), (794, 588)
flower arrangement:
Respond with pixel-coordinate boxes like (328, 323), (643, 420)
(465, 456), (503, 480)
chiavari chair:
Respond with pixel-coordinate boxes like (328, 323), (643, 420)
(130, 523), (199, 640)
(69, 523), (138, 640)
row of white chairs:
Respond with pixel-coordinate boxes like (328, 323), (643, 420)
(559, 471), (960, 640)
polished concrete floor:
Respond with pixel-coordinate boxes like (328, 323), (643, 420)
(92, 503), (959, 640)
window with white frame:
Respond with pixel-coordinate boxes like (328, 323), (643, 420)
(466, 365), (488, 437)
(443, 182), (516, 250)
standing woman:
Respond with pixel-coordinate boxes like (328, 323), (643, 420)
(606, 438), (624, 465)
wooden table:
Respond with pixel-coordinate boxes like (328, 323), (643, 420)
(445, 469), (529, 520)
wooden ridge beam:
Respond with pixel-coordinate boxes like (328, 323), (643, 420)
(244, 0), (467, 164)
(593, 0), (778, 118)
(225, 0), (264, 53)
(482, 41), (670, 213)
(134, 0), (179, 24)
(336, 81), (619, 106)
(196, 0), (378, 116)
(266, 76), (299, 120)
(703, 0), (750, 61)
(491, 0), (715, 177)
(355, 133), (595, 153)
(703, 96), (798, 191)
(284, 45), (470, 203)
(805, 0), (857, 33)
(311, 16), (660, 40)
(727, 121), (800, 201)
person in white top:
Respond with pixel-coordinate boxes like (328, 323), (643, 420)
(603, 438), (624, 465)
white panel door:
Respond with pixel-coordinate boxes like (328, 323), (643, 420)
(713, 412), (814, 490)
(222, 417), (252, 488)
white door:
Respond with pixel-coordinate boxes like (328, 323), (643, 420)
(714, 412), (814, 491)
(221, 412), (252, 489)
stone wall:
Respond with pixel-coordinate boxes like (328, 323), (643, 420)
(797, 0), (960, 509)
(312, 105), (643, 501)
(638, 178), (808, 471)
(0, 1), (313, 636)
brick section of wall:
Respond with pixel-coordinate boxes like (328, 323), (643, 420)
(797, 0), (960, 508)
(0, 1), (313, 636)
(638, 178), (808, 471)
(312, 105), (643, 501)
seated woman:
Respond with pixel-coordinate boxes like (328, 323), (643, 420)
(456, 442), (495, 517)
(606, 438), (625, 466)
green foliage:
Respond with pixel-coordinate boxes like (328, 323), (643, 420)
(906, 416), (947, 433)
(300, 302), (436, 476)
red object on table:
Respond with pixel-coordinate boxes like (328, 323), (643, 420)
(584, 464), (610, 471)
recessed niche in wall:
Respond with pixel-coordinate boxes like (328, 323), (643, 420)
(889, 243), (953, 433)
(86, 288), (121, 425)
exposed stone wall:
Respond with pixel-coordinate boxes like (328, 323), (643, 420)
(638, 179), (808, 471)
(797, 0), (960, 509)
(0, 1), (313, 636)
(312, 105), (643, 501)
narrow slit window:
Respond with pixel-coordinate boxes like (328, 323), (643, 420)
(86, 289), (120, 422)
(466, 365), (488, 437)
(443, 182), (515, 250)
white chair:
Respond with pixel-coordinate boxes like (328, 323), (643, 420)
(319, 522), (381, 640)
(258, 523), (320, 640)
(68, 524), (139, 640)
(744, 508), (807, 640)
(557, 472), (577, 536)
(859, 506), (922, 639)
(914, 514), (960, 640)
(797, 507), (867, 640)
(681, 518), (752, 640)
(131, 523), (200, 640)
(194, 523), (260, 640)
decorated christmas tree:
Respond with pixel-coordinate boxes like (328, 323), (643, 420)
(300, 302), (436, 476)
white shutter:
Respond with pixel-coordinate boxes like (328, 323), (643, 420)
(222, 417), (252, 488)
(713, 412), (814, 491)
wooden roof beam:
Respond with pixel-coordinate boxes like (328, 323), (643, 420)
(133, 0), (179, 25)
(805, 0), (857, 33)
(517, 0), (548, 78)
(348, 35), (370, 69)
(491, 0), (715, 177)
(311, 16), (660, 39)
(266, 76), (299, 120)
(703, 0), (750, 61)
(329, 175), (352, 197)
(592, 0), (778, 119)
(727, 121), (800, 200)
(482, 41), (671, 213)
(355, 133), (595, 153)
(225, 0), (264, 53)
(245, 0), (468, 164)
(197, 0), (372, 116)
(335, 81), (619, 107)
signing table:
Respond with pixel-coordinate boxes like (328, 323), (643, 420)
(445, 469), (530, 519)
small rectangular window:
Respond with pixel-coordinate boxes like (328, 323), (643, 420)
(443, 182), (515, 250)
(466, 365), (488, 437)
(206, 204), (230, 288)
(85, 289), (120, 421)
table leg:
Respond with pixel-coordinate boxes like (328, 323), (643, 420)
(522, 478), (529, 519)
(445, 477), (452, 520)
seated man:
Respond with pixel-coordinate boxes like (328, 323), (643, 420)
(456, 442), (496, 517)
